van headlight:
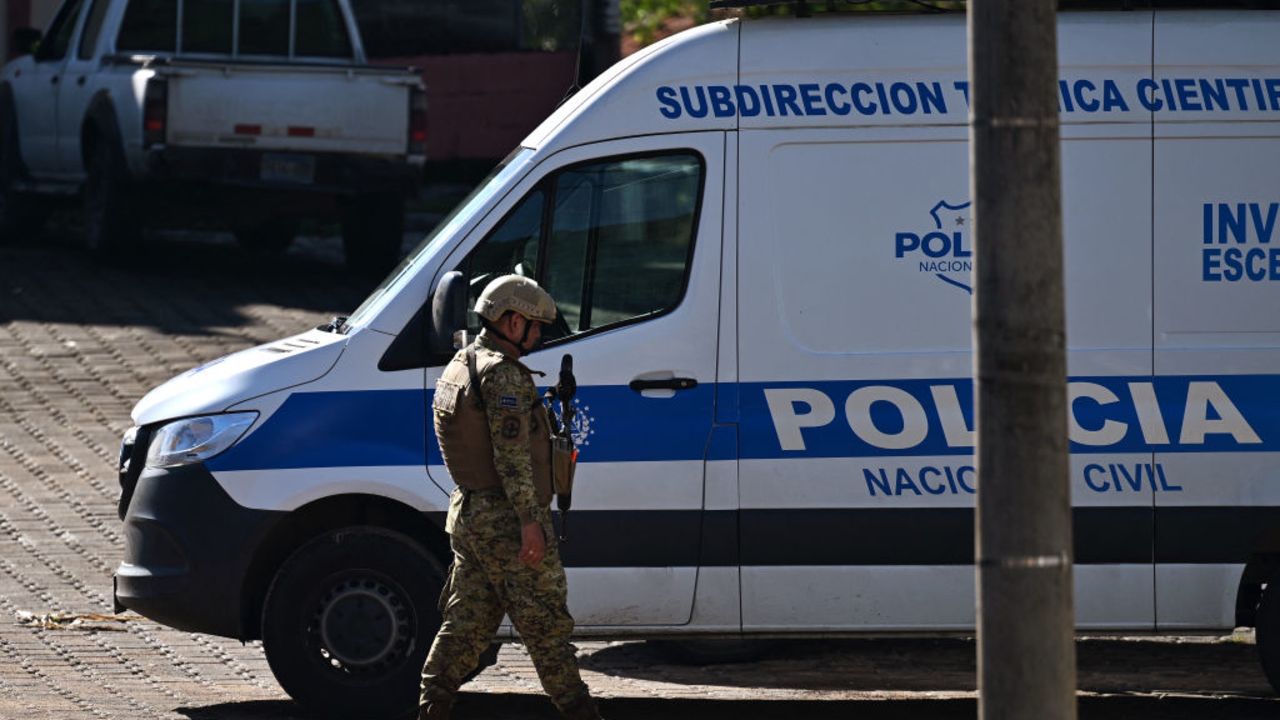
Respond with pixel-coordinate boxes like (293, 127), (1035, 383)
(145, 413), (257, 469)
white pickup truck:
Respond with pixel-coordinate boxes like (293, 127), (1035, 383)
(0, 0), (426, 272)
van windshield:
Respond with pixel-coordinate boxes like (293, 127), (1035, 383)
(347, 147), (535, 330)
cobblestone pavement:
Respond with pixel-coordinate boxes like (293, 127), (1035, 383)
(0, 228), (1278, 719)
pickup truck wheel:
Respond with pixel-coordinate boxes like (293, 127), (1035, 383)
(1259, 577), (1280, 694)
(83, 140), (140, 255)
(261, 527), (444, 720)
(0, 111), (48, 244)
(234, 218), (298, 256)
(341, 193), (405, 276)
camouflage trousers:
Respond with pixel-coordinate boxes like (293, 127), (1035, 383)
(420, 488), (589, 711)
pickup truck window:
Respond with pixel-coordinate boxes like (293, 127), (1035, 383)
(183, 0), (233, 54)
(117, 0), (177, 52)
(35, 0), (87, 61)
(296, 0), (352, 58)
(117, 0), (351, 58)
(240, 0), (291, 56)
(77, 0), (112, 59)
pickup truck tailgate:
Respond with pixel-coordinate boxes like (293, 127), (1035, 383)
(160, 62), (417, 156)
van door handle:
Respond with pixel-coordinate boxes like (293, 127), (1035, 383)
(629, 377), (697, 392)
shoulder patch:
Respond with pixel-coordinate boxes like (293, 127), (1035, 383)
(500, 395), (519, 409)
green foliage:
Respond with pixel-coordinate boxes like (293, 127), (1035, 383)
(524, 0), (583, 52)
(622, 0), (709, 46)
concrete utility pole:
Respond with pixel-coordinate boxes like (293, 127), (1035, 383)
(968, 2), (1077, 720)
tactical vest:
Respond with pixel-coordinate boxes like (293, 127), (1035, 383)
(433, 344), (553, 507)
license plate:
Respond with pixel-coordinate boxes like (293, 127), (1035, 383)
(260, 153), (316, 184)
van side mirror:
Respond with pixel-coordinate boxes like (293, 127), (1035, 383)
(12, 28), (42, 58)
(429, 271), (469, 354)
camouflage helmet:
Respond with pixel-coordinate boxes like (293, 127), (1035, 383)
(475, 274), (557, 325)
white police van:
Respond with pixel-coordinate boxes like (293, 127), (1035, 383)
(114, 7), (1280, 717)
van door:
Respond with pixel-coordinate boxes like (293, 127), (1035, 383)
(427, 132), (725, 627)
(736, 124), (1156, 632)
(1152, 12), (1280, 631)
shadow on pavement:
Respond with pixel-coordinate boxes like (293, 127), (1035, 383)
(0, 228), (380, 333)
(174, 694), (1280, 720)
(583, 637), (1275, 697)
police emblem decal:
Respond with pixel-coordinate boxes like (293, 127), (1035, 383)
(892, 200), (975, 294)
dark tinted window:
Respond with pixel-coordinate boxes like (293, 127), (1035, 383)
(462, 190), (545, 334)
(295, 0), (352, 57)
(117, 0), (177, 53)
(36, 0), (87, 61)
(239, 0), (290, 55)
(77, 0), (112, 59)
(546, 156), (702, 332)
(182, 0), (233, 54)
(351, 0), (578, 58)
(457, 153), (703, 342)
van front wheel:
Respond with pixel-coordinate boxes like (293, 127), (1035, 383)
(1260, 578), (1280, 694)
(261, 527), (445, 720)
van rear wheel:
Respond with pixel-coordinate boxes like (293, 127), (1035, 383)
(1258, 578), (1280, 694)
(261, 527), (445, 720)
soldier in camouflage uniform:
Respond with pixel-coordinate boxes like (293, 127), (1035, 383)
(420, 275), (603, 720)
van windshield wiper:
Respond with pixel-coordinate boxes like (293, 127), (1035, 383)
(319, 316), (349, 334)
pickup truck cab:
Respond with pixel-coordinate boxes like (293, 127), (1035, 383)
(0, 0), (426, 272)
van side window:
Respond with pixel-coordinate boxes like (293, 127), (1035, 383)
(462, 189), (546, 331)
(117, 0), (178, 53)
(35, 0), (87, 61)
(457, 152), (703, 342)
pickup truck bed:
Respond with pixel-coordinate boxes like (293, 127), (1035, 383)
(0, 0), (426, 273)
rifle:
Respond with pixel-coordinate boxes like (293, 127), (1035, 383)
(544, 354), (578, 541)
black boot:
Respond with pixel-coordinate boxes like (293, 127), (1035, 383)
(559, 694), (604, 720)
(419, 688), (455, 720)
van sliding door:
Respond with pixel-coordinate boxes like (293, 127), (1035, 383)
(735, 11), (1156, 632)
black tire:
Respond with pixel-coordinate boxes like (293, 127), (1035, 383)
(261, 527), (446, 720)
(1259, 578), (1280, 694)
(341, 193), (405, 276)
(234, 217), (298, 256)
(0, 104), (48, 243)
(83, 137), (140, 255)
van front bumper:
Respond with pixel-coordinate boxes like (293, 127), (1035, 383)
(114, 463), (284, 639)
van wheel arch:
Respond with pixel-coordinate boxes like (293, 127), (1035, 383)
(238, 494), (449, 641)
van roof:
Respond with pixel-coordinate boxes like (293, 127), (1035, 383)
(521, 9), (1279, 152)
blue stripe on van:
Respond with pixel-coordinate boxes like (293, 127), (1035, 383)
(737, 374), (1280, 459)
(205, 374), (1280, 472)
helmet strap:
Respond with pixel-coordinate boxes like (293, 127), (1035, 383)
(481, 314), (538, 354)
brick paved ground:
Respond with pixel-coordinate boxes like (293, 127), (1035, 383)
(0, 227), (1278, 719)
